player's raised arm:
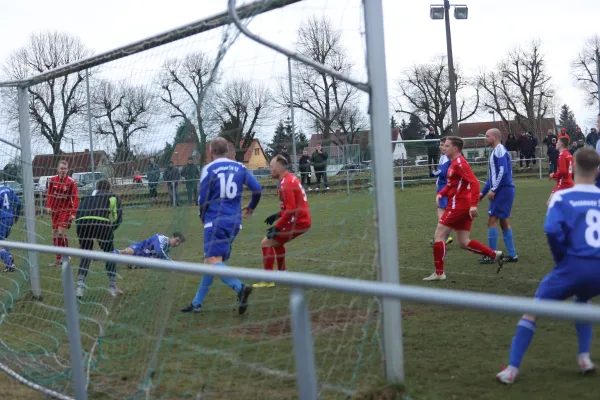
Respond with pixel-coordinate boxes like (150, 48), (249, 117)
(543, 193), (569, 263)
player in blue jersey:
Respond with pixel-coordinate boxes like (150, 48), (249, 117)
(119, 232), (185, 268)
(496, 147), (600, 384)
(479, 128), (518, 264)
(594, 114), (600, 188)
(430, 137), (453, 246)
(181, 137), (262, 315)
(0, 184), (22, 273)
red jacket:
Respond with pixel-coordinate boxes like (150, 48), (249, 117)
(552, 150), (574, 193)
(275, 173), (312, 230)
(46, 175), (79, 216)
(439, 155), (480, 210)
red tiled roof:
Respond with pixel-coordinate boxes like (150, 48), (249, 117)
(32, 150), (109, 177)
(172, 138), (266, 166)
(308, 128), (401, 151)
(458, 118), (556, 139)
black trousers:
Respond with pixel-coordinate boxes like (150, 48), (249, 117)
(149, 183), (158, 199)
(300, 171), (311, 186)
(427, 152), (438, 172)
(76, 221), (116, 280)
(315, 170), (328, 187)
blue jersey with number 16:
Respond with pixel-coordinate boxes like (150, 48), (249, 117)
(545, 184), (600, 263)
(198, 158), (262, 227)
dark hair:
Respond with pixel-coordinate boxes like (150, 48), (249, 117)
(96, 179), (111, 191)
(558, 137), (569, 149)
(188, 157), (194, 161)
(58, 160), (68, 167)
(273, 154), (289, 167)
(168, 160), (174, 164)
(210, 137), (229, 157)
(172, 232), (186, 243)
(439, 136), (447, 143)
(575, 148), (600, 178)
(446, 136), (464, 151)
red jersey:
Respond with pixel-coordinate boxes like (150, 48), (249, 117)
(552, 150), (574, 193)
(275, 172), (311, 230)
(46, 175), (79, 216)
(438, 155), (480, 210)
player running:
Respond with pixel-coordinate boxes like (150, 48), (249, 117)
(547, 137), (574, 206)
(0, 184), (22, 273)
(180, 137), (261, 315)
(496, 148), (600, 384)
(430, 136), (453, 246)
(118, 232), (185, 265)
(478, 128), (518, 264)
(46, 160), (79, 266)
(424, 136), (504, 281)
(253, 155), (311, 288)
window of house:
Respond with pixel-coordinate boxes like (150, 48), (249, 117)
(254, 148), (259, 156)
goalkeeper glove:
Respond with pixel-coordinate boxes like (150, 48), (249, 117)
(264, 213), (280, 225)
(266, 226), (279, 239)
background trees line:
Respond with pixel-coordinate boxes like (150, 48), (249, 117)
(1, 23), (598, 169)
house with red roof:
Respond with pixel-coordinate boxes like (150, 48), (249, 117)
(171, 137), (268, 170)
(32, 149), (110, 178)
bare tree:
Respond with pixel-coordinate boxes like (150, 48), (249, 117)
(278, 16), (356, 142)
(158, 51), (218, 167)
(92, 80), (156, 164)
(216, 79), (271, 161)
(478, 41), (554, 136)
(571, 34), (600, 108)
(1, 32), (92, 156)
(395, 56), (479, 135)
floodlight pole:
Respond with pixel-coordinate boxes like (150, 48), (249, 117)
(443, 0), (460, 135)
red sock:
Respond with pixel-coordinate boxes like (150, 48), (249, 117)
(274, 246), (286, 271)
(466, 240), (496, 258)
(262, 247), (275, 271)
(433, 241), (446, 275)
(55, 237), (64, 261)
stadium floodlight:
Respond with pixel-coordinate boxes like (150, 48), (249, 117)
(454, 5), (468, 19)
(429, 5), (445, 20)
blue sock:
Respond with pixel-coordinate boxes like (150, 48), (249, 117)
(576, 322), (593, 354)
(214, 263), (243, 293)
(192, 275), (214, 306)
(502, 229), (517, 257)
(508, 318), (536, 368)
(488, 227), (499, 250)
(0, 248), (13, 267)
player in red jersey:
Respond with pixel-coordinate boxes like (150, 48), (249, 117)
(253, 155), (311, 288)
(46, 160), (79, 266)
(547, 136), (574, 205)
(424, 136), (505, 281)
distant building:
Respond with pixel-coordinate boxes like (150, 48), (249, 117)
(32, 149), (110, 178)
(171, 137), (268, 170)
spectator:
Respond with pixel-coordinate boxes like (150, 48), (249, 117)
(424, 126), (439, 174)
(544, 130), (558, 174)
(557, 127), (570, 143)
(311, 143), (330, 191)
(505, 133), (519, 159)
(528, 131), (538, 166)
(574, 126), (585, 142)
(569, 140), (580, 156)
(133, 171), (143, 184)
(586, 127), (599, 149)
(518, 132), (532, 170)
(146, 158), (160, 203)
(163, 160), (181, 207)
(279, 146), (292, 170)
(298, 149), (312, 190)
(181, 157), (199, 205)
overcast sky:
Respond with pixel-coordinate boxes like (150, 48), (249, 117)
(0, 0), (599, 161)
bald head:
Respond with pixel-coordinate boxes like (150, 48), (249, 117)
(485, 128), (502, 147)
(210, 137), (229, 157)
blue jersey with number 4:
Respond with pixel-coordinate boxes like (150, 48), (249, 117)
(545, 184), (600, 263)
(198, 158), (262, 227)
(0, 186), (21, 220)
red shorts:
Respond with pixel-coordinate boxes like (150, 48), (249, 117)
(274, 223), (311, 245)
(52, 212), (73, 230)
(439, 208), (472, 232)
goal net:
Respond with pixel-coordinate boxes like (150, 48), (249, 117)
(0, 1), (386, 398)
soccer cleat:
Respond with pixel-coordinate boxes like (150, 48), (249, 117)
(237, 284), (253, 315)
(504, 255), (519, 263)
(429, 239), (434, 246)
(2, 265), (15, 273)
(478, 256), (495, 264)
(76, 285), (84, 300)
(496, 366), (519, 384)
(445, 237), (453, 245)
(109, 286), (124, 297)
(494, 251), (505, 274)
(423, 272), (446, 281)
(578, 353), (597, 375)
(181, 303), (202, 313)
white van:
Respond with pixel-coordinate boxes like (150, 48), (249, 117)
(36, 175), (55, 193)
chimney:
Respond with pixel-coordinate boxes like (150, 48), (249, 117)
(84, 149), (89, 153)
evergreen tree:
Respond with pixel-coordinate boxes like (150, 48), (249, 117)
(268, 118), (308, 159)
(402, 114), (424, 140)
(558, 104), (578, 137)
(390, 116), (399, 130)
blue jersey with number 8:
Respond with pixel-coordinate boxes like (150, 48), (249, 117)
(545, 184), (600, 263)
(198, 157), (262, 227)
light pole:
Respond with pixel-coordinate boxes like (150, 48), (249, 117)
(430, 2), (468, 135)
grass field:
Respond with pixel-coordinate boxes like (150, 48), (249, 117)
(1, 176), (600, 400)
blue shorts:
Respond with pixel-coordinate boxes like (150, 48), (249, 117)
(535, 261), (600, 302)
(129, 242), (150, 257)
(488, 186), (515, 219)
(204, 224), (240, 262)
(436, 187), (448, 209)
(0, 218), (13, 241)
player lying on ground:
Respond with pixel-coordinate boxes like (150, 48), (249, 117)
(75, 179), (123, 299)
(46, 160), (79, 266)
(496, 147), (600, 384)
(0, 183), (22, 273)
(181, 138), (259, 315)
(117, 232), (185, 267)
(547, 136), (574, 206)
(430, 136), (453, 246)
(478, 128), (518, 264)
(254, 155), (312, 288)
(425, 136), (505, 281)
